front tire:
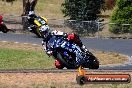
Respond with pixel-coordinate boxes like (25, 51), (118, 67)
(57, 53), (77, 69)
(76, 75), (87, 85)
(33, 30), (42, 38)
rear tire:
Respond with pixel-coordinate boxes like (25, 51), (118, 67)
(2, 29), (8, 33)
(1, 24), (9, 33)
(89, 56), (99, 69)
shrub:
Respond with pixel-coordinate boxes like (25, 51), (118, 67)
(110, 0), (132, 34)
(105, 0), (116, 10)
(62, 0), (105, 35)
(61, 0), (105, 21)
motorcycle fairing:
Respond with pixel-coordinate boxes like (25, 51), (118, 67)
(34, 16), (46, 27)
(61, 41), (83, 58)
(47, 37), (84, 63)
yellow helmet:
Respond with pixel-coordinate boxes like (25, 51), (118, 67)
(41, 16), (48, 24)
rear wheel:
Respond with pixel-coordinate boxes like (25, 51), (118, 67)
(2, 29), (8, 33)
(88, 55), (99, 69)
(1, 24), (9, 33)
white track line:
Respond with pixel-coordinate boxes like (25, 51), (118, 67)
(2, 41), (8, 42)
(1, 41), (40, 46)
(14, 42), (19, 44)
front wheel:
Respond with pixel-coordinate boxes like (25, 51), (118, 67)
(76, 75), (87, 85)
(56, 51), (78, 69)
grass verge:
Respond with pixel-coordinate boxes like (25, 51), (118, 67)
(0, 41), (128, 69)
(0, 48), (54, 69)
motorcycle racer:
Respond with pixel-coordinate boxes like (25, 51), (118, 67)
(41, 27), (88, 57)
(27, 11), (48, 32)
(41, 28), (90, 68)
(27, 0), (48, 32)
(0, 15), (10, 33)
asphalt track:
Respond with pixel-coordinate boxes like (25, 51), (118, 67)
(0, 33), (132, 70)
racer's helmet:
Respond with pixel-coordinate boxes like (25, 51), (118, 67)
(28, 11), (36, 18)
(40, 25), (50, 40)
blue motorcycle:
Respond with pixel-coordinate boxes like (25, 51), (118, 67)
(46, 36), (99, 69)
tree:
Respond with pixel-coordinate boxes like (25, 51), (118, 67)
(22, 0), (38, 16)
(110, 0), (132, 33)
(22, 0), (38, 30)
(61, 0), (105, 21)
(2, 0), (16, 5)
(105, 0), (115, 10)
(61, 0), (105, 36)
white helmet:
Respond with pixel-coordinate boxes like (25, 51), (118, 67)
(28, 11), (35, 15)
(40, 25), (50, 39)
(28, 11), (36, 18)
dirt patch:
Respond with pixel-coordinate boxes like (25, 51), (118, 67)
(92, 50), (128, 65)
(0, 72), (131, 88)
(0, 73), (76, 87)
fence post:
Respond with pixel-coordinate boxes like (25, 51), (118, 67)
(96, 21), (100, 38)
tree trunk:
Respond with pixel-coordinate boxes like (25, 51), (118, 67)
(22, 0), (29, 31)
(22, 0), (38, 30)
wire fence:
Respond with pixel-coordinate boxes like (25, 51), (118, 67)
(1, 14), (132, 39)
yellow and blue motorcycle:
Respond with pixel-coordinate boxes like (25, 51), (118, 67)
(27, 13), (48, 38)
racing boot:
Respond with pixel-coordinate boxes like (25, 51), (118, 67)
(28, 26), (32, 32)
(28, 25), (37, 32)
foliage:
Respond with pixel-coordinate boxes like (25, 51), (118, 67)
(62, 0), (105, 36)
(110, 0), (132, 33)
(61, 0), (105, 21)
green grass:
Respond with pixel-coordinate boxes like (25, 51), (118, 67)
(0, 48), (54, 69)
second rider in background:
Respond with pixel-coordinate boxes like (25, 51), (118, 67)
(27, 0), (48, 32)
